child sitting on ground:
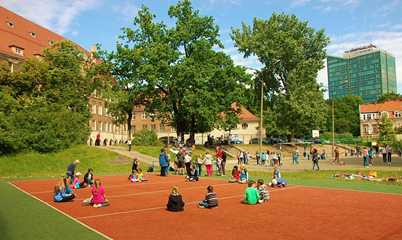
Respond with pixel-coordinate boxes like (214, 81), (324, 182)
(185, 164), (198, 181)
(238, 164), (249, 184)
(137, 169), (148, 181)
(72, 172), (81, 189)
(199, 185), (219, 209)
(228, 166), (240, 183)
(80, 168), (94, 188)
(166, 185), (185, 212)
(256, 179), (270, 203)
(268, 165), (287, 187)
(129, 170), (141, 182)
(240, 180), (260, 205)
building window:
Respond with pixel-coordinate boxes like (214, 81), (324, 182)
(98, 105), (103, 115)
(98, 121), (102, 131)
(131, 125), (135, 133)
(15, 48), (22, 54)
(150, 124), (156, 131)
(361, 114), (366, 120)
(92, 120), (96, 130)
(142, 125), (147, 130)
(159, 124), (165, 132)
(242, 123), (248, 130)
(29, 31), (37, 38)
(48, 40), (54, 45)
(141, 112), (147, 120)
(6, 21), (15, 28)
(395, 112), (401, 118)
(132, 112), (136, 120)
(105, 108), (108, 117)
(105, 122), (108, 132)
(232, 124), (238, 129)
(123, 125), (126, 131)
(92, 104), (96, 114)
(171, 127), (176, 133)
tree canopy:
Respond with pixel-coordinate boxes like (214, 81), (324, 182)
(231, 12), (330, 140)
(372, 92), (401, 104)
(0, 40), (95, 153)
(96, 0), (251, 140)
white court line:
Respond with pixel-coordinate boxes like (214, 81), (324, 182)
(30, 179), (182, 194)
(296, 185), (402, 196)
(7, 182), (112, 240)
(46, 182), (234, 203)
(76, 186), (302, 220)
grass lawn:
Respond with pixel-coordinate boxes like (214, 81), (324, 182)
(1, 146), (401, 239)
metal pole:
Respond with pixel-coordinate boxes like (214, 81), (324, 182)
(260, 71), (263, 156)
(332, 97), (335, 158)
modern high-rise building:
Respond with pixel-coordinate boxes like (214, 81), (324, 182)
(327, 44), (397, 103)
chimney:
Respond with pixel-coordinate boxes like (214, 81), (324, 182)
(91, 45), (96, 53)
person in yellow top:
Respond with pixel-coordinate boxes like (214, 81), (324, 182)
(137, 169), (148, 181)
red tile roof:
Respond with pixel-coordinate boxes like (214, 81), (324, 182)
(360, 99), (402, 114)
(230, 102), (259, 121)
(0, 6), (90, 59)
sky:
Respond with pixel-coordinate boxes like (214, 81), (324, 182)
(1, 0), (401, 98)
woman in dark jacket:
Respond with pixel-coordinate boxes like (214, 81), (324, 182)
(166, 185), (185, 212)
(159, 148), (169, 176)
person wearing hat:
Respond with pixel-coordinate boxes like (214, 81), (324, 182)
(66, 159), (80, 186)
(80, 168), (94, 188)
(132, 157), (139, 171)
(72, 172), (82, 189)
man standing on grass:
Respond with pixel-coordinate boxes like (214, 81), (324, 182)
(127, 138), (132, 151)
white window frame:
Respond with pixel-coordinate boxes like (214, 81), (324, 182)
(242, 123), (248, 130)
(141, 112), (147, 120)
(142, 125), (147, 130)
(98, 105), (103, 115)
(92, 120), (96, 130)
(150, 124), (156, 131)
(92, 104), (96, 114)
(132, 112), (136, 120)
(98, 121), (102, 131)
(159, 124), (165, 132)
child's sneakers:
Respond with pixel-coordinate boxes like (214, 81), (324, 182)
(93, 204), (103, 208)
(198, 205), (205, 208)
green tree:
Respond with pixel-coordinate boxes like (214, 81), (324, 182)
(231, 12), (330, 141)
(97, 0), (250, 140)
(372, 92), (401, 104)
(378, 114), (395, 141)
(324, 95), (364, 136)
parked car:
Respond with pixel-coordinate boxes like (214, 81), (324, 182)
(249, 138), (269, 144)
(159, 136), (178, 145)
(230, 139), (243, 144)
(313, 139), (322, 144)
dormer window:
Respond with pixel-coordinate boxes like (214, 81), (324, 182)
(48, 40), (54, 45)
(6, 21), (14, 28)
(29, 31), (37, 38)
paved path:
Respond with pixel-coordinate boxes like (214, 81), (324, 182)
(99, 145), (402, 172)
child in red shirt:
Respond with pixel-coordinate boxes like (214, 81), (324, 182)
(228, 166), (240, 183)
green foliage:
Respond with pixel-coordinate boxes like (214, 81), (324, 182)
(0, 40), (97, 154)
(324, 95), (363, 136)
(131, 129), (164, 147)
(372, 92), (401, 104)
(231, 12), (330, 140)
(378, 114), (396, 141)
(96, 0), (251, 139)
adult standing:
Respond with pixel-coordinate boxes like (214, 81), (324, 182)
(387, 144), (393, 164)
(312, 148), (320, 171)
(203, 152), (213, 177)
(256, 151), (261, 165)
(165, 149), (171, 175)
(96, 133), (100, 146)
(215, 147), (223, 176)
(294, 147), (299, 164)
(159, 148), (169, 176)
(66, 159), (79, 186)
(332, 147), (340, 165)
(127, 138), (132, 151)
(176, 148), (185, 175)
(363, 146), (369, 168)
(184, 152), (192, 176)
(381, 144), (387, 164)
(219, 148), (227, 176)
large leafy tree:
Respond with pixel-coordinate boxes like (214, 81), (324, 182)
(323, 95), (363, 136)
(97, 0), (250, 140)
(0, 40), (96, 153)
(378, 114), (396, 141)
(231, 12), (330, 141)
(372, 92), (401, 104)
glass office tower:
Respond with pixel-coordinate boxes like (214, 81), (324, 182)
(327, 44), (397, 102)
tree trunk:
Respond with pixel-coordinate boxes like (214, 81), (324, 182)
(126, 110), (132, 139)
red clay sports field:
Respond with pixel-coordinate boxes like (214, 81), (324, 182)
(9, 173), (402, 239)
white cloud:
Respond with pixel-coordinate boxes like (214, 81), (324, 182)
(71, 31), (79, 36)
(391, 24), (402, 30)
(112, 2), (140, 22)
(315, 0), (363, 13)
(1, 0), (99, 35)
(291, 0), (311, 8)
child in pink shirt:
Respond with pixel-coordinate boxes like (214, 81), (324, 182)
(91, 179), (110, 208)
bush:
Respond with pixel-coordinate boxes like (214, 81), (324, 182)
(131, 129), (164, 147)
